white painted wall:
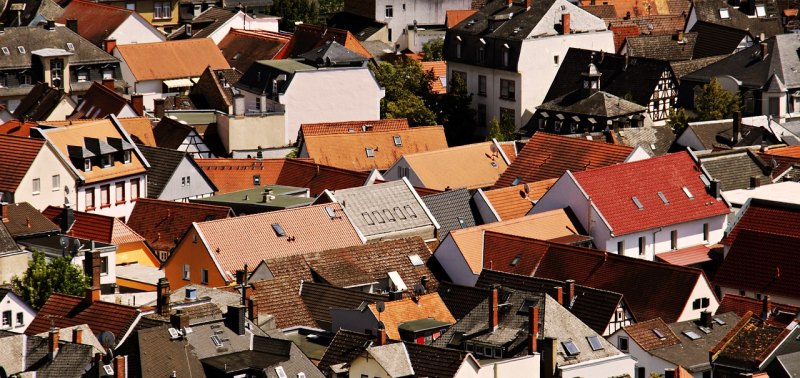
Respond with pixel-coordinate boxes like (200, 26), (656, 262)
(15, 144), (77, 211)
(559, 353), (637, 378)
(205, 13), (280, 44)
(0, 292), (36, 333)
(77, 173), (146, 220)
(376, 0), (472, 51)
(46, 97), (77, 121)
(471, 189), (501, 223)
(477, 355), (540, 378)
(71, 248), (117, 287)
(348, 354), (393, 378)
(609, 329), (676, 377)
(433, 235), (478, 286)
(676, 276), (719, 322)
(215, 112), (286, 153)
(155, 156), (215, 201)
(383, 157), (426, 186)
(109, 15), (166, 45)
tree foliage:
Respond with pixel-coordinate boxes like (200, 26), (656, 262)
(695, 79), (740, 121)
(370, 58), (437, 126)
(666, 108), (690, 134)
(386, 95), (437, 126)
(437, 74), (477, 145)
(422, 38), (444, 61)
(486, 115), (515, 142)
(11, 250), (89, 310)
(317, 0), (343, 18)
(269, 0), (320, 31)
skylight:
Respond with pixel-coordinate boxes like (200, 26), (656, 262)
(682, 330), (701, 340)
(562, 340), (581, 356)
(211, 335), (223, 347)
(698, 326), (712, 334)
(17, 46), (24, 54)
(408, 254), (424, 266)
(66, 42), (74, 51)
(657, 192), (669, 205)
(756, 4), (766, 17)
(510, 255), (521, 267)
(271, 223), (286, 237)
(713, 317), (726, 325)
(325, 206), (336, 219)
(365, 147), (375, 157)
(719, 7), (730, 18)
(652, 329), (666, 339)
(587, 336), (604, 351)
(512, 176), (522, 186)
(632, 196), (644, 209)
(393, 135), (402, 146)
(275, 366), (287, 378)
(682, 186), (694, 199)
(1, 47), (9, 55)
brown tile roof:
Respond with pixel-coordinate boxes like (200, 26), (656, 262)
(116, 39), (231, 81)
(218, 29), (291, 72)
(286, 24), (372, 59)
(711, 312), (793, 371)
(654, 244), (713, 266)
(302, 126), (448, 171)
(482, 178), (557, 221)
(249, 276), (317, 329)
(26, 293), (141, 340)
(3, 202), (60, 238)
(420, 61), (447, 94)
(583, 4), (619, 19)
(300, 119), (409, 137)
(300, 282), (388, 330)
(126, 198), (232, 252)
(760, 145), (800, 159)
(193, 203), (364, 276)
(717, 294), (800, 327)
(67, 82), (129, 120)
(367, 293), (456, 340)
(0, 120), (39, 137)
(722, 199), (800, 247)
(0, 134), (45, 193)
(56, 0), (138, 46)
(40, 117), (156, 147)
(400, 141), (510, 190)
(39, 119), (147, 184)
(494, 132), (633, 188)
(446, 9), (477, 28)
(622, 318), (681, 351)
(43, 206), (145, 244)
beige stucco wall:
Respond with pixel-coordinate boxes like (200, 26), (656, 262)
(16, 144), (77, 211)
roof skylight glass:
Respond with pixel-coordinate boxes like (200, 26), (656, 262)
(587, 336), (604, 351)
(653, 329), (666, 339)
(682, 330), (701, 340)
(719, 7), (730, 18)
(562, 340), (581, 356)
(682, 186), (694, 199)
(632, 196), (644, 209)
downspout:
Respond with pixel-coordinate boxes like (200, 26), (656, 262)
(653, 227), (663, 257)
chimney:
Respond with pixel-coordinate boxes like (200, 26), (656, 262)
(677, 30), (685, 43)
(525, 0), (532, 7)
(760, 42), (768, 60)
(489, 285), (500, 331)
(66, 19), (78, 33)
(700, 310), (712, 328)
(710, 179), (721, 199)
(154, 98), (165, 119)
(156, 278), (170, 317)
(233, 94), (245, 117)
(247, 298), (258, 324)
(84, 250), (101, 304)
(225, 304), (246, 335)
(565, 280), (575, 306)
(664, 368), (675, 378)
(561, 13), (571, 35)
(46, 20), (55, 30)
(103, 39), (117, 54)
(507, 0), (512, 5)
(114, 355), (126, 378)
(102, 79), (115, 92)
(72, 328), (83, 344)
(170, 310), (189, 330)
(552, 286), (563, 305)
(624, 51), (630, 70)
(185, 287), (197, 301)
(377, 322), (387, 346)
(762, 295), (772, 320)
(130, 94), (144, 116)
(185, 23), (192, 37)
(750, 176), (761, 188)
(259, 91), (267, 113)
(48, 327), (60, 360)
(745, 0), (756, 15)
(0, 203), (8, 223)
(528, 306), (539, 354)
(542, 337), (557, 378)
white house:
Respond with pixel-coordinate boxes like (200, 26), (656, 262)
(444, 0), (614, 130)
(0, 288), (36, 333)
(57, 0), (166, 47)
(531, 151), (731, 261)
(182, 8), (280, 45)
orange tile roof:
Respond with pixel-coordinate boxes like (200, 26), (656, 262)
(446, 9), (477, 28)
(43, 206), (145, 244)
(497, 141), (517, 163)
(421, 61), (447, 94)
(367, 293), (456, 340)
(300, 119), (409, 137)
(0, 134), (45, 192)
(482, 178), (557, 221)
(622, 318), (681, 351)
(400, 141), (510, 190)
(116, 39), (231, 81)
(0, 120), (39, 137)
(46, 117), (157, 147)
(444, 209), (581, 274)
(760, 145), (800, 159)
(495, 132), (633, 188)
(610, 23), (642, 52)
(26, 293), (140, 340)
(40, 119), (147, 184)
(302, 126), (448, 171)
(194, 203), (364, 277)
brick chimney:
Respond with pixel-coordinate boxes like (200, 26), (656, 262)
(60, 201), (74, 232)
(247, 298), (259, 324)
(48, 327), (60, 360)
(525, 0), (532, 7)
(154, 98), (166, 119)
(156, 278), (170, 317)
(84, 250), (101, 304)
(507, 0), (512, 6)
(750, 176), (761, 188)
(225, 304), (246, 336)
(1, 203), (8, 223)
(528, 306), (539, 354)
(377, 322), (387, 346)
(561, 13), (571, 35)
(66, 19), (78, 33)
(542, 337), (557, 378)
(114, 355), (126, 378)
(565, 279), (575, 306)
(760, 42), (769, 60)
(130, 94), (144, 116)
(170, 310), (189, 330)
(103, 39), (117, 54)
(102, 79), (115, 92)
(489, 285), (500, 331)
(762, 295), (772, 320)
(72, 328), (83, 345)
(552, 286), (563, 305)
(732, 111), (742, 144)
(699, 310), (712, 328)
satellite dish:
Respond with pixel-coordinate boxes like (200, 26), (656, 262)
(490, 143), (498, 153)
(376, 301), (385, 313)
(64, 186), (70, 194)
(59, 236), (69, 248)
(98, 331), (116, 350)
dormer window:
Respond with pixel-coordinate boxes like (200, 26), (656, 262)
(84, 159), (92, 171)
(719, 7), (730, 18)
(123, 150), (131, 163)
(365, 147), (375, 157)
(101, 154), (113, 168)
(17, 46), (24, 54)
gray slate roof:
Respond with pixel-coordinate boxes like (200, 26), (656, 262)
(0, 25), (118, 70)
(614, 125), (675, 156)
(537, 90), (646, 118)
(137, 145), (216, 198)
(699, 149), (772, 191)
(422, 188), (479, 241)
(649, 312), (740, 373)
(299, 40), (367, 66)
(625, 32), (698, 61)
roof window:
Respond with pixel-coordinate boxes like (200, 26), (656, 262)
(275, 366), (287, 378)
(253, 174), (260, 186)
(682, 186), (694, 199)
(383, 209), (396, 221)
(682, 330), (701, 340)
(755, 4), (766, 16)
(271, 223), (286, 237)
(365, 147), (375, 157)
(325, 206), (337, 219)
(657, 191), (669, 204)
(211, 335), (223, 347)
(562, 340), (580, 356)
(632, 196), (644, 209)
(404, 205), (417, 218)
(17, 46), (24, 54)
(698, 326), (712, 334)
(393, 135), (402, 146)
(1, 47), (8, 55)
(510, 255), (521, 266)
(719, 7), (730, 18)
(362, 212), (375, 225)
(66, 42), (74, 51)
(652, 328), (666, 339)
(512, 176), (522, 186)
(393, 207), (407, 220)
(587, 336), (604, 351)
(408, 254), (424, 266)
(518, 299), (537, 314)
(713, 317), (726, 325)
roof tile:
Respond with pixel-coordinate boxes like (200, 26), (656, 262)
(622, 318), (681, 351)
(399, 141), (510, 190)
(126, 198), (231, 252)
(26, 293), (140, 340)
(482, 178), (556, 221)
(116, 39), (230, 81)
(367, 293), (456, 340)
(0, 134), (45, 192)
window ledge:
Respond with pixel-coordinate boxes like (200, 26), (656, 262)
(32, 192), (40, 196)
(100, 204), (111, 209)
(86, 206), (96, 211)
(116, 200), (126, 205)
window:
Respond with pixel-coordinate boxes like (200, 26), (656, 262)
(253, 175), (261, 186)
(182, 177), (187, 187)
(66, 42), (75, 51)
(50, 59), (63, 89)
(587, 336), (604, 351)
(756, 4), (766, 16)
(101, 154), (113, 168)
(562, 340), (580, 356)
(477, 103), (487, 128)
(183, 264), (190, 280)
(639, 236), (646, 255)
(385, 5), (393, 17)
(19, 73), (31, 85)
(452, 70), (466, 85)
(769, 97), (780, 116)
(478, 75), (487, 96)
(130, 179), (139, 200)
(393, 136), (402, 146)
(100, 185), (110, 207)
(617, 336), (629, 352)
(77, 70), (89, 82)
(500, 107), (515, 127)
(554, 120), (562, 132)
(366, 147), (375, 157)
(85, 188), (95, 210)
(126, 2), (135, 10)
(553, 55), (559, 65)
(185, 176), (190, 186)
(17, 46), (25, 54)
(201, 268), (209, 284)
(719, 7), (729, 18)
(154, 2), (172, 20)
(100, 256), (108, 275)
(500, 79), (515, 100)
(682, 330), (701, 340)
(703, 223), (709, 242)
(617, 240), (624, 254)
(271, 223), (286, 236)
(123, 150), (131, 163)
(671, 230), (678, 250)
(388, 28), (393, 42)
(15, 312), (23, 327)
(32, 178), (40, 194)
(503, 47), (510, 67)
(84, 159), (92, 171)
(52, 175), (60, 191)
(477, 46), (485, 63)
(115, 182), (125, 203)
(456, 41), (462, 59)
(103, 69), (114, 80)
(0, 47), (7, 55)
(1, 311), (9, 327)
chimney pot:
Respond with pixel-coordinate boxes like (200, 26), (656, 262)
(528, 306), (539, 354)
(114, 355), (126, 378)
(154, 98), (166, 119)
(170, 311), (190, 330)
(553, 286), (563, 305)
(762, 295), (772, 320)
(225, 304), (247, 335)
(377, 322), (387, 346)
(565, 280), (575, 306)
(130, 94), (144, 116)
(710, 179), (721, 199)
(700, 310), (712, 328)
(750, 176), (761, 188)
(84, 250), (101, 304)
(48, 327), (60, 360)
(490, 285), (500, 331)
(561, 13), (571, 35)
(72, 328), (83, 344)
(1, 203), (8, 223)
(157, 278), (170, 316)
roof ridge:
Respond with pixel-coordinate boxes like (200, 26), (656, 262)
(134, 198), (231, 211)
(68, 0), (134, 14)
(481, 268), (624, 296)
(451, 210), (568, 236)
(303, 126), (444, 140)
(532, 132), (634, 151)
(403, 141), (494, 158)
(50, 292), (141, 311)
(197, 202), (341, 227)
(572, 150), (690, 178)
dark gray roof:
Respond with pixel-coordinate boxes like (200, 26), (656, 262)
(537, 90), (646, 118)
(300, 282), (387, 330)
(299, 40), (367, 66)
(625, 32), (698, 61)
(137, 145), (202, 198)
(699, 149), (772, 191)
(405, 342), (470, 378)
(776, 350), (800, 375)
(12, 82), (68, 121)
(317, 329), (374, 376)
(0, 25), (118, 70)
(649, 312), (740, 373)
(669, 54), (728, 78)
(191, 7), (238, 39)
(689, 0), (783, 40)
(437, 281), (491, 321)
(422, 189), (480, 241)
(25, 335), (94, 377)
(326, 12), (386, 41)
(1, 0), (63, 27)
(614, 125), (675, 156)
(0, 216), (20, 255)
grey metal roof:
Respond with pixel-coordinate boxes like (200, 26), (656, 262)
(422, 188), (479, 241)
(776, 350), (800, 376)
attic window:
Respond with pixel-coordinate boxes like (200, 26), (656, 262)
(393, 136), (402, 146)
(271, 223), (286, 237)
(325, 206), (337, 219)
(123, 150), (131, 163)
(17, 46), (24, 54)
(719, 7), (730, 18)
(274, 367), (287, 378)
(84, 158), (91, 171)
(587, 336), (604, 351)
(652, 329), (666, 339)
(408, 254), (424, 266)
(66, 42), (75, 51)
(756, 4), (766, 17)
(562, 340), (581, 356)
(365, 147), (375, 157)
(510, 254), (521, 266)
(682, 186), (694, 199)
(682, 330), (701, 340)
(713, 317), (726, 325)
(632, 196), (644, 209)
(1, 47), (8, 55)
(657, 191), (669, 204)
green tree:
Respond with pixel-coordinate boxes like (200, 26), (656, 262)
(695, 79), (740, 121)
(437, 74), (477, 145)
(318, 0), (343, 18)
(666, 108), (690, 134)
(386, 95), (436, 126)
(370, 58), (437, 126)
(269, 0), (320, 30)
(486, 114), (515, 142)
(11, 250), (89, 310)
(422, 38), (444, 61)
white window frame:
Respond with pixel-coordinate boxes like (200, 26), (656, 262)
(385, 5), (393, 18)
(52, 174), (60, 191)
(32, 178), (40, 194)
(183, 264), (190, 280)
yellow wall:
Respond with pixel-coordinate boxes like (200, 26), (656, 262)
(163, 227), (228, 290)
(107, 0), (179, 27)
(117, 277), (156, 292)
(116, 241), (160, 267)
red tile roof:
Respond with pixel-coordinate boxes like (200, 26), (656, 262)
(126, 199), (232, 252)
(116, 39), (230, 81)
(622, 318), (681, 351)
(56, 0), (138, 46)
(655, 244), (712, 266)
(0, 120), (39, 137)
(571, 152), (729, 236)
(69, 82), (129, 120)
(721, 199), (800, 246)
(26, 293), (140, 340)
(717, 294), (800, 327)
(0, 134), (46, 193)
(421, 61), (447, 94)
(300, 119), (409, 137)
(494, 132), (633, 188)
(367, 293), (455, 340)
(43, 206), (145, 244)
(610, 23), (641, 52)
(218, 29), (291, 72)
(446, 9), (477, 28)
(714, 230), (800, 300)
(482, 178), (557, 221)
(483, 231), (710, 322)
